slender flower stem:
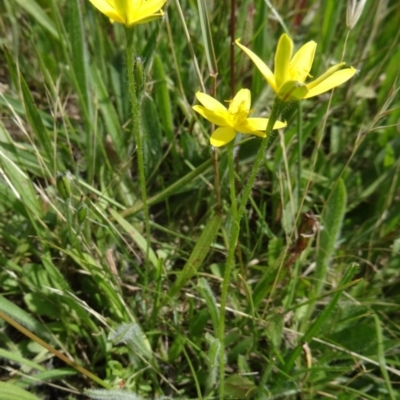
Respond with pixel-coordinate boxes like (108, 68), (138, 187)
(297, 101), (303, 205)
(218, 97), (283, 399)
(211, 75), (222, 213)
(125, 28), (151, 270)
(228, 141), (238, 220)
(230, 0), (236, 97)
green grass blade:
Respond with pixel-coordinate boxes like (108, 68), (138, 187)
(11, 0), (58, 39)
(197, 0), (217, 76)
(373, 313), (396, 400)
(91, 65), (123, 156)
(122, 158), (213, 217)
(153, 53), (179, 168)
(65, 0), (91, 123)
(4, 47), (54, 168)
(0, 121), (42, 218)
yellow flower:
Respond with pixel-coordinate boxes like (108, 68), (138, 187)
(193, 89), (286, 147)
(236, 34), (357, 101)
(87, 0), (167, 26)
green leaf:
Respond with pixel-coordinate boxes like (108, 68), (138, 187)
(110, 323), (153, 361)
(197, 0), (217, 76)
(205, 333), (220, 394)
(0, 348), (45, 372)
(224, 374), (256, 399)
(109, 208), (159, 271)
(0, 295), (52, 342)
(168, 214), (221, 298)
(91, 65), (123, 156)
(197, 278), (219, 332)
(373, 314), (396, 400)
(0, 121), (42, 219)
(84, 388), (143, 400)
(65, 0), (92, 125)
(23, 293), (59, 318)
(153, 54), (180, 168)
(0, 382), (41, 400)
(315, 178), (347, 296)
(284, 265), (359, 373)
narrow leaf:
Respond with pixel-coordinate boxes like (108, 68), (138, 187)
(169, 214), (221, 298)
(0, 382), (41, 400)
(109, 208), (159, 271)
(315, 178), (347, 296)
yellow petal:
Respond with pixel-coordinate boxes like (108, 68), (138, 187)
(88, 0), (124, 23)
(195, 92), (227, 112)
(274, 34), (293, 89)
(129, 12), (164, 25)
(235, 39), (277, 93)
(289, 41), (316, 82)
(113, 0), (127, 22)
(247, 118), (287, 130)
(140, 0), (167, 16)
(306, 62), (346, 90)
(229, 88), (251, 114)
(193, 106), (230, 126)
(128, 0), (166, 25)
(304, 67), (357, 98)
(237, 118), (287, 134)
(210, 126), (236, 147)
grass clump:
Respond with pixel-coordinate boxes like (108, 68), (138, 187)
(0, 0), (400, 399)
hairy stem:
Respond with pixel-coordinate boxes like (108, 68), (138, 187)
(125, 28), (151, 275)
(218, 97), (283, 398)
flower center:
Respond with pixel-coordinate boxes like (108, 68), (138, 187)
(229, 100), (249, 127)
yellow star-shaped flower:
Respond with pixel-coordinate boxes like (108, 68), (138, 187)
(193, 89), (287, 147)
(87, 0), (167, 26)
(236, 34), (357, 101)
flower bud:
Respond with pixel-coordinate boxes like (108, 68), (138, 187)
(56, 173), (71, 201)
(77, 204), (88, 225)
(346, 0), (367, 30)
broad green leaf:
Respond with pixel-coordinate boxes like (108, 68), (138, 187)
(224, 374), (256, 399)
